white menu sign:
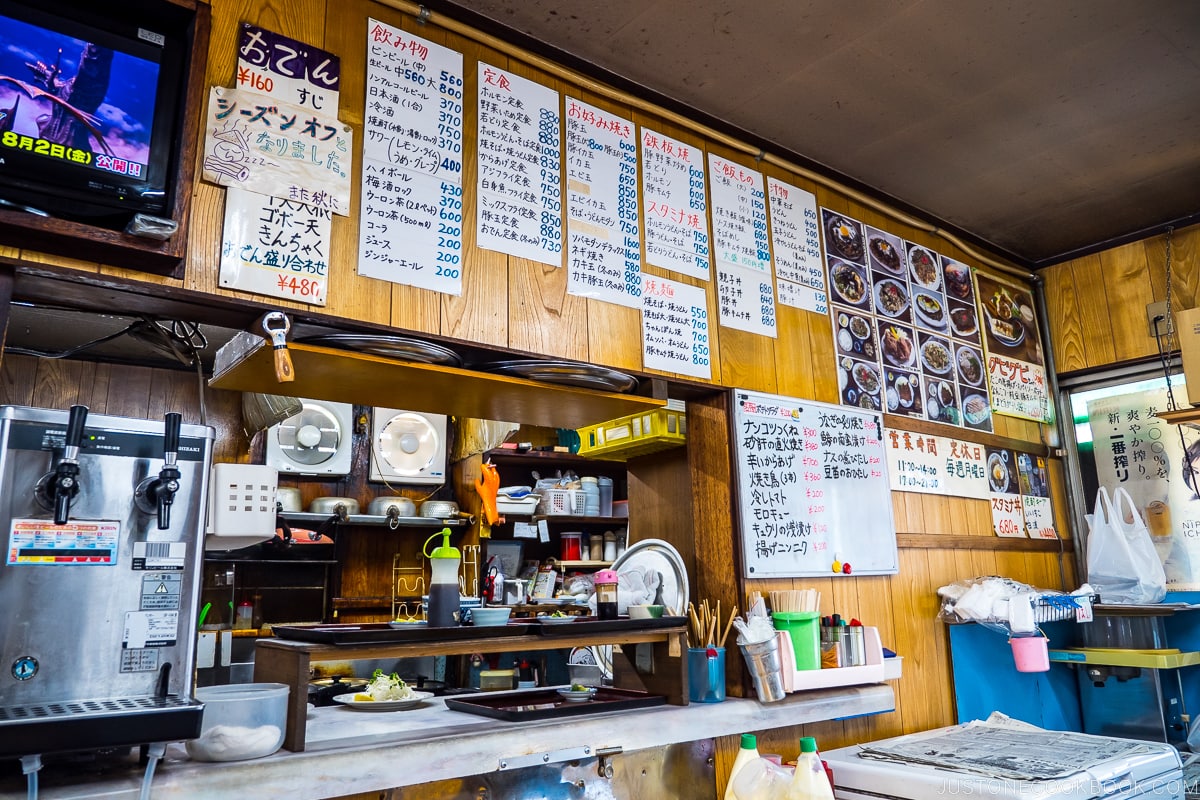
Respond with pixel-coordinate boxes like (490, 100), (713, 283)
(220, 190), (332, 305)
(640, 128), (710, 280)
(733, 391), (897, 577)
(476, 63), (562, 265)
(944, 438), (990, 500)
(1022, 496), (1056, 540)
(709, 155), (776, 336)
(565, 97), (641, 307)
(359, 21), (465, 293)
(768, 178), (826, 313)
(642, 275), (712, 380)
(883, 430), (944, 493)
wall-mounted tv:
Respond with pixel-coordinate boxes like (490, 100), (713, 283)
(0, 0), (191, 228)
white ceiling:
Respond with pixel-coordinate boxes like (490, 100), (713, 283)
(429, 0), (1200, 267)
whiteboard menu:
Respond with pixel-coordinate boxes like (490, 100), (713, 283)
(732, 389), (899, 577)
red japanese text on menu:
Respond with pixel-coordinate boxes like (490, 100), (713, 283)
(732, 390), (898, 577)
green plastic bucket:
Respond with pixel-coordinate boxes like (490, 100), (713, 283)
(773, 611), (821, 671)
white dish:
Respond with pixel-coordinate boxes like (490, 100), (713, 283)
(537, 615), (578, 625)
(332, 691), (433, 712)
(874, 278), (910, 318)
(388, 619), (427, 628)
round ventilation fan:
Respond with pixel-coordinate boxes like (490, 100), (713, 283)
(266, 400), (354, 475)
(374, 412), (440, 476)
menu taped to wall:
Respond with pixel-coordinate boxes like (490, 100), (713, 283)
(640, 127), (710, 280)
(732, 390), (898, 577)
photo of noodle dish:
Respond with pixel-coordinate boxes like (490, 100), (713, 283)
(955, 344), (984, 387)
(822, 210), (865, 264)
(912, 289), (947, 331)
(830, 260), (868, 306)
(961, 390), (992, 430)
(918, 335), (952, 375)
(866, 226), (904, 275)
(874, 277), (910, 319)
(881, 324), (916, 368)
(907, 244), (941, 291)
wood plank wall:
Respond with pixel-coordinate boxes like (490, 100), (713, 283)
(1043, 222), (1200, 372)
(0, 0), (1085, 793)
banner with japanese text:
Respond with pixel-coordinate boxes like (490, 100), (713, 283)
(975, 270), (1050, 422)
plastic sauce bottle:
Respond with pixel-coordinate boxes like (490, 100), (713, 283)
(594, 569), (619, 619)
(788, 736), (834, 799)
(724, 733), (760, 800)
(424, 528), (461, 627)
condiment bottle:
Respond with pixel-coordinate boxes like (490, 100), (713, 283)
(594, 569), (619, 619)
(724, 733), (760, 800)
(603, 531), (617, 561)
(423, 528), (461, 627)
(788, 736), (834, 799)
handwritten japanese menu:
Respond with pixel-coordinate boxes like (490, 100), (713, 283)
(236, 23), (341, 111)
(640, 128), (710, 280)
(476, 63), (562, 265)
(220, 26), (340, 305)
(1089, 387), (1200, 589)
(975, 270), (1050, 422)
(710, 156), (776, 337)
(882, 430), (1057, 538)
(768, 178), (826, 315)
(565, 97), (641, 308)
(641, 274), (712, 380)
(732, 390), (897, 577)
(823, 208), (994, 432)
(203, 86), (352, 214)
(358, 20), (465, 294)
(220, 195), (332, 304)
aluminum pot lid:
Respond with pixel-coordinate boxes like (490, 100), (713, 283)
(419, 500), (459, 517)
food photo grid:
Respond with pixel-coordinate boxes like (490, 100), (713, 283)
(823, 209), (992, 432)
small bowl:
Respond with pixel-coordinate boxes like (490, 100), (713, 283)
(470, 607), (512, 627)
(557, 687), (596, 703)
(627, 604), (664, 619)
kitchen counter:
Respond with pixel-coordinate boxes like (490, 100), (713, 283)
(13, 683), (894, 799)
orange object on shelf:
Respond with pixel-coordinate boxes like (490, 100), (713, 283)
(476, 461), (500, 525)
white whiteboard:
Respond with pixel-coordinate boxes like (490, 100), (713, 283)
(732, 389), (899, 577)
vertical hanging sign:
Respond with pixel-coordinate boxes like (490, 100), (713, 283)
(640, 128), (710, 280)
(565, 97), (642, 308)
(476, 62), (562, 265)
(709, 155), (775, 337)
(219, 26), (343, 305)
(359, 20), (465, 295)
(641, 274), (712, 380)
(767, 178), (825, 314)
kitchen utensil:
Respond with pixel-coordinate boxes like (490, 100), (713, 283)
(419, 499), (459, 518)
(308, 496), (359, 515)
(368, 496), (416, 517)
(297, 333), (462, 366)
(480, 359), (638, 392)
(424, 528), (461, 627)
(470, 607), (512, 626)
(332, 691), (433, 712)
(476, 461), (500, 525)
(276, 487), (303, 512)
(258, 311), (293, 382)
(556, 686), (595, 703)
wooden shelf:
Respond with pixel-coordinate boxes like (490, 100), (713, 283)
(210, 341), (665, 429)
(557, 560), (612, 568)
(255, 623), (687, 751)
(1156, 407), (1200, 428)
(533, 515), (628, 525)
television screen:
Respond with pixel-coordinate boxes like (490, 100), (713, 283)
(0, 0), (188, 223)
(0, 14), (161, 184)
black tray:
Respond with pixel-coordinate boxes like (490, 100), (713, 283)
(535, 615), (687, 637)
(271, 622), (536, 645)
(444, 687), (665, 721)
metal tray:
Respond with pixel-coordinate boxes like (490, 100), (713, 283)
(535, 616), (687, 637)
(271, 621), (535, 645)
(444, 687), (665, 721)
(297, 334), (463, 367)
(481, 359), (638, 392)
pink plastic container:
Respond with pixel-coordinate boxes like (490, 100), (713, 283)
(1010, 634), (1050, 672)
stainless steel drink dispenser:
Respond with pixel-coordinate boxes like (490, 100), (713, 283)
(0, 405), (213, 758)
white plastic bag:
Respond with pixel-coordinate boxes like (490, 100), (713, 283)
(1086, 486), (1166, 604)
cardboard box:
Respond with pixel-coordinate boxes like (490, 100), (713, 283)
(1177, 306), (1200, 405)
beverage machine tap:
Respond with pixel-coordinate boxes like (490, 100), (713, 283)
(0, 404), (214, 763)
(33, 404), (88, 525)
(135, 412), (183, 529)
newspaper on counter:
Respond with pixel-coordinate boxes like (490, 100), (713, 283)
(855, 713), (1163, 781)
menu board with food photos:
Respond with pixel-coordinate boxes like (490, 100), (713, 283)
(823, 209), (992, 433)
(732, 389), (898, 577)
(975, 271), (1050, 422)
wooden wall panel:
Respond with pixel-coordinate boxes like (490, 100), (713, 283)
(1101, 241), (1156, 364)
(1041, 262), (1087, 372)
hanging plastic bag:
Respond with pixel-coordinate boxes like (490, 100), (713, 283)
(1086, 486), (1166, 604)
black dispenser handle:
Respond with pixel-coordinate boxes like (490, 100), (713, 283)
(52, 405), (88, 525)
